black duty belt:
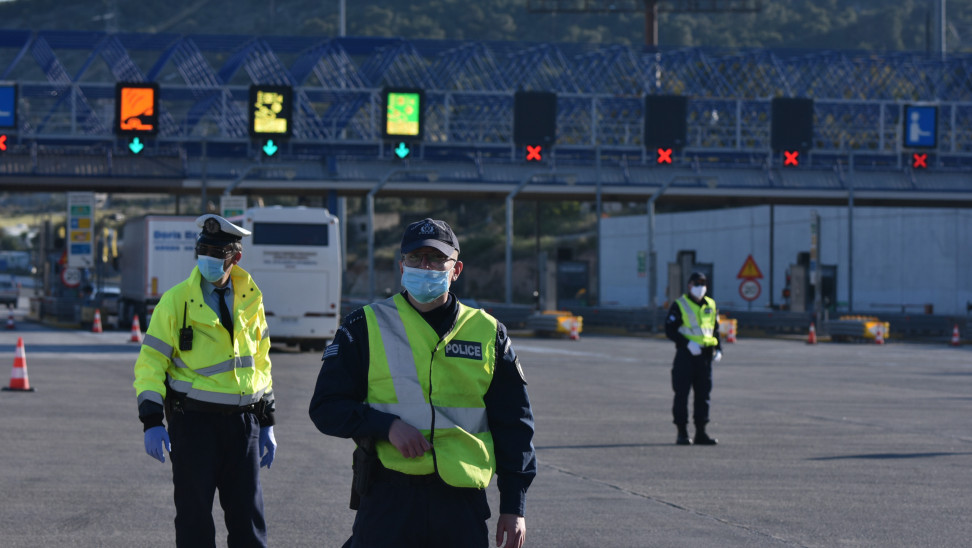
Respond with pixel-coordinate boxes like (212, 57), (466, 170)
(182, 397), (260, 415)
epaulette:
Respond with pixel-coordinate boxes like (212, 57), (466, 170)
(341, 307), (366, 327)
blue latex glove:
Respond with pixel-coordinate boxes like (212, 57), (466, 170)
(144, 426), (171, 463)
(259, 425), (277, 469)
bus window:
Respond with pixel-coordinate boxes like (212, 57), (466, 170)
(252, 222), (329, 246)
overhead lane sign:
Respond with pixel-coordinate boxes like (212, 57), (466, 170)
(249, 85), (293, 158)
(116, 82), (158, 155)
(382, 87), (424, 161)
(903, 105), (937, 148)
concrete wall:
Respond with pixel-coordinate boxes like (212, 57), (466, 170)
(599, 206), (972, 315)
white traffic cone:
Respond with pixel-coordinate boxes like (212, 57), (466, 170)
(91, 309), (103, 333)
(129, 315), (143, 343)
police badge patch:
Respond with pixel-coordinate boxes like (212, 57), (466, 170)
(445, 340), (482, 359)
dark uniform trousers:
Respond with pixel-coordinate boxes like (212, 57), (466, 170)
(167, 408), (267, 548)
(348, 469), (491, 548)
(671, 347), (713, 426)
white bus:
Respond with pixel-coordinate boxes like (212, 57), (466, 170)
(241, 206), (342, 352)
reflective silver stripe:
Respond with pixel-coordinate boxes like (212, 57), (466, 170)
(372, 299), (426, 405)
(172, 355), (255, 375)
(193, 355), (256, 377)
(370, 297), (490, 435)
(677, 296), (714, 338)
(137, 390), (164, 407)
(167, 375), (268, 406)
(261, 328), (269, 341)
(141, 334), (172, 359)
(369, 402), (488, 434)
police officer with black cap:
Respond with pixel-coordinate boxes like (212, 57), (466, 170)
(665, 271), (722, 445)
(134, 214), (277, 547)
(309, 218), (537, 548)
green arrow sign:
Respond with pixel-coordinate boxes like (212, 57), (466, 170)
(128, 137), (144, 154)
(263, 139), (279, 157)
(394, 142), (411, 159)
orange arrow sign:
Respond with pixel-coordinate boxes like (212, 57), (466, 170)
(737, 254), (763, 279)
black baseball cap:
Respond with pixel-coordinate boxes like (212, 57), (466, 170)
(688, 271), (708, 285)
(401, 218), (460, 257)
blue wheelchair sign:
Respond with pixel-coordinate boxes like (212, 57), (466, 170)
(903, 105), (937, 148)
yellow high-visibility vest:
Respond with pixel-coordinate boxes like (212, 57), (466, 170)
(676, 295), (719, 347)
(364, 294), (497, 489)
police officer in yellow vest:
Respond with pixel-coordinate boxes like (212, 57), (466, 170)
(309, 218), (536, 548)
(134, 214), (277, 547)
(665, 271), (722, 446)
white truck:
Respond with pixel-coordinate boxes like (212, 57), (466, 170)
(118, 215), (198, 329)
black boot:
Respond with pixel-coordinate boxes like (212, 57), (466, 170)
(694, 424), (718, 445)
(676, 424), (692, 445)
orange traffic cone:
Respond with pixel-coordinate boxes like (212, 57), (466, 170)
(129, 314), (143, 343)
(950, 324), (960, 346)
(5, 313), (14, 330)
(91, 309), (103, 333)
(874, 324), (885, 345)
(726, 320), (737, 344)
(806, 322), (817, 345)
(568, 318), (580, 341)
(2, 336), (34, 392)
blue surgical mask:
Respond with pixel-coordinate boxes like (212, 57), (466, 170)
(197, 255), (227, 283)
(401, 266), (452, 303)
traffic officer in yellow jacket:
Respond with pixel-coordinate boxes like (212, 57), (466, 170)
(664, 271), (722, 446)
(134, 214), (277, 547)
(309, 218), (536, 548)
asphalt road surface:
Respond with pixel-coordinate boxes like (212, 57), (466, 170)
(2, 316), (972, 547)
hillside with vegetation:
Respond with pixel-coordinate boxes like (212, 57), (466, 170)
(0, 0), (970, 52)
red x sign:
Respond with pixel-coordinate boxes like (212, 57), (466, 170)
(0, 134), (6, 151)
(656, 148), (673, 164)
(526, 145), (542, 161)
(912, 153), (928, 169)
(783, 150), (800, 166)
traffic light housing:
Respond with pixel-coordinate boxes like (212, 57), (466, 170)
(644, 95), (688, 151)
(249, 85), (293, 157)
(513, 91), (557, 148)
(771, 97), (814, 152)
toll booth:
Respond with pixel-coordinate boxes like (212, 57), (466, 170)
(784, 252), (837, 313)
(666, 250), (713, 303)
(556, 259), (589, 309)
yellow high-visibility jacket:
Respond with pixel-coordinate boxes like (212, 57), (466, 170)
(133, 265), (272, 409)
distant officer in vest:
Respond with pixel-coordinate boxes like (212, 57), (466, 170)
(134, 214), (277, 547)
(665, 271), (722, 445)
(309, 218), (537, 548)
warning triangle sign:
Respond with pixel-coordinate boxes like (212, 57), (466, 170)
(737, 254), (763, 279)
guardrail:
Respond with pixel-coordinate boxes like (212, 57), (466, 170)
(341, 297), (968, 342)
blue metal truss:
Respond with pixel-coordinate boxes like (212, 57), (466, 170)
(3, 29), (972, 165)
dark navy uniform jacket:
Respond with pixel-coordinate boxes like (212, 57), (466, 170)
(309, 291), (537, 516)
